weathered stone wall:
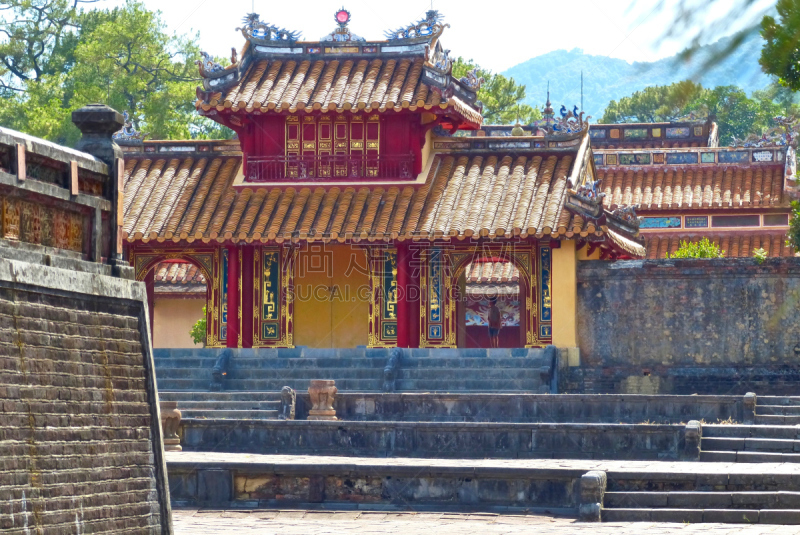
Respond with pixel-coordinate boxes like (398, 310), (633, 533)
(574, 258), (800, 394)
(179, 419), (687, 460)
(327, 393), (744, 423)
(0, 258), (171, 534)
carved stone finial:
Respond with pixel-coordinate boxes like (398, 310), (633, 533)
(159, 401), (182, 452)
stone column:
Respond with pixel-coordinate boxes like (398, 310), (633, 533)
(307, 380), (338, 421)
(683, 420), (702, 461)
(396, 243), (410, 348)
(226, 246), (240, 348)
(743, 392), (757, 424)
(71, 104), (127, 277)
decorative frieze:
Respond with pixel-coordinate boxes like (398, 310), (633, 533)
(1, 195), (84, 253)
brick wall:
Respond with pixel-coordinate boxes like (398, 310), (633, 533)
(0, 259), (171, 533)
(572, 258), (800, 394)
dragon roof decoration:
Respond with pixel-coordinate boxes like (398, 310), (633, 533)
(385, 10), (447, 40)
(237, 13), (302, 45)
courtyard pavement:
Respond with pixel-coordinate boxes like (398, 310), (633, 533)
(173, 508), (799, 534)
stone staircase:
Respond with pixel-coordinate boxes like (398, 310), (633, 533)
(159, 391), (281, 419)
(602, 471), (800, 524)
(153, 347), (553, 394)
(754, 395), (800, 425)
(700, 424), (800, 463)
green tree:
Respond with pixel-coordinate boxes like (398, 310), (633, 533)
(601, 81), (705, 123)
(761, 0), (800, 91)
(452, 58), (542, 125)
(0, 0), (232, 144)
(788, 200), (800, 252)
(0, 0), (96, 91)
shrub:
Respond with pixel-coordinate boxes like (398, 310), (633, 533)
(753, 247), (768, 264)
(666, 238), (725, 259)
(788, 200), (800, 252)
(190, 306), (207, 346)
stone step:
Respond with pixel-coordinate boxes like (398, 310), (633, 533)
(155, 367), (385, 380)
(395, 379), (541, 392)
(154, 357), (388, 369)
(699, 450), (737, 462)
(601, 508), (798, 524)
(700, 450), (800, 463)
(181, 409), (280, 419)
(757, 396), (800, 407)
(604, 491), (800, 510)
(703, 437), (800, 452)
(399, 358), (547, 368)
(758, 405), (800, 415)
(156, 378), (382, 392)
(398, 368), (545, 380)
(170, 401), (281, 410)
(159, 391), (283, 401)
(702, 425), (800, 440)
(755, 414), (800, 425)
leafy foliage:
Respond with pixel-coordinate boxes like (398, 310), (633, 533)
(189, 306), (207, 346)
(787, 200), (800, 253)
(601, 81), (705, 123)
(0, 0), (232, 144)
(452, 58), (541, 125)
(666, 238), (726, 259)
(753, 247), (768, 264)
(600, 81), (784, 145)
(761, 0), (800, 91)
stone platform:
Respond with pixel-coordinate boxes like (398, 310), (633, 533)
(167, 452), (800, 523)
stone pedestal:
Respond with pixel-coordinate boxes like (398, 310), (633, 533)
(308, 380), (338, 421)
(160, 400), (182, 451)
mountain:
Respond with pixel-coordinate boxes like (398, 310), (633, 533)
(502, 32), (772, 120)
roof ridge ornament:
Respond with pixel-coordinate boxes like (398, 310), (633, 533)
(459, 68), (484, 91)
(535, 104), (590, 135)
(610, 204), (641, 229)
(322, 7), (365, 42)
(385, 10), (447, 40)
(731, 115), (799, 148)
(113, 111), (147, 142)
(237, 13), (301, 45)
(196, 51), (225, 77)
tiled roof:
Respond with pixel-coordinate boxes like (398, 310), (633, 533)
(643, 233), (794, 259)
(607, 228), (648, 258)
(197, 57), (483, 125)
(123, 151), (587, 243)
(154, 261), (206, 285)
(596, 166), (788, 211)
(465, 262), (519, 283)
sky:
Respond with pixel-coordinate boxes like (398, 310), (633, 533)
(102, 0), (776, 73)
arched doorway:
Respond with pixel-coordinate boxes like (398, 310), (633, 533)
(132, 252), (215, 349)
(150, 261), (209, 348)
(457, 259), (522, 348)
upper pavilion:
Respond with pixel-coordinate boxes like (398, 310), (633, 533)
(195, 9), (483, 185)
